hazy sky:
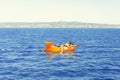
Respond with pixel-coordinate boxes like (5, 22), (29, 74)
(0, 0), (120, 24)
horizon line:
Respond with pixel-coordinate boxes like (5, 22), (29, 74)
(0, 21), (119, 25)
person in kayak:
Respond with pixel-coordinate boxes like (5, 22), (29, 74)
(60, 41), (74, 54)
(41, 41), (80, 59)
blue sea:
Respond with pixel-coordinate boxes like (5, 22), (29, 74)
(0, 28), (120, 80)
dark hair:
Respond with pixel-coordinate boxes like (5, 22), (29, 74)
(68, 41), (73, 45)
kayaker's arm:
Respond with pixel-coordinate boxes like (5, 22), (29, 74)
(72, 44), (80, 47)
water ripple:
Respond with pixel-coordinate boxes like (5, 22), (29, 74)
(0, 28), (120, 80)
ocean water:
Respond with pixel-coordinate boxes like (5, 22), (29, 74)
(0, 28), (120, 80)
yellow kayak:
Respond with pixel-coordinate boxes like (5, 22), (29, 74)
(44, 41), (75, 54)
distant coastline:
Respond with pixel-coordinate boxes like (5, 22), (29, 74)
(0, 22), (120, 28)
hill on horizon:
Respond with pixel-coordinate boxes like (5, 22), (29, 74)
(0, 22), (119, 28)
